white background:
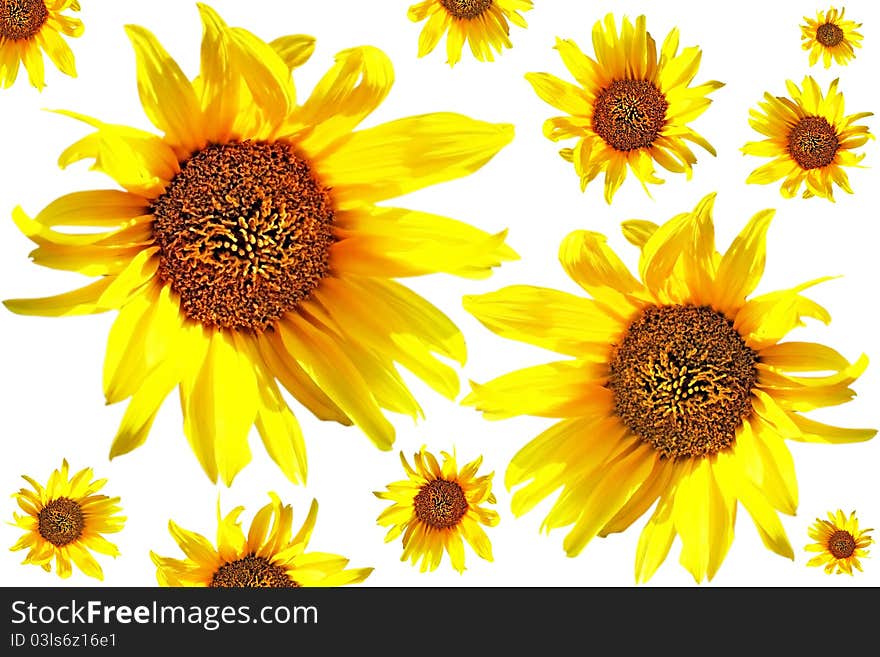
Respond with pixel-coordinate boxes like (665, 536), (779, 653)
(1, 0), (878, 589)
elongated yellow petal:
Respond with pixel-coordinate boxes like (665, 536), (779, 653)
(277, 314), (395, 450)
(316, 113), (513, 207)
(195, 3), (238, 143)
(125, 25), (206, 156)
(257, 333), (352, 425)
(253, 376), (307, 486)
(332, 205), (517, 280)
(293, 46), (393, 155)
(714, 451), (793, 559)
(228, 25), (295, 132)
(635, 494), (677, 583)
(54, 110), (179, 196)
(788, 414), (877, 444)
(464, 285), (622, 357)
(563, 443), (655, 556)
(464, 360), (612, 420)
(189, 331), (259, 486)
(558, 229), (645, 315)
(713, 209), (775, 313)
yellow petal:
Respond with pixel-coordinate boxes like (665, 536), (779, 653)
(563, 444), (655, 556)
(254, 376), (308, 485)
(124, 25), (206, 156)
(269, 34), (316, 70)
(293, 46), (393, 155)
(316, 113), (513, 207)
(463, 360), (611, 420)
(277, 314), (395, 450)
(558, 229), (645, 315)
(463, 285), (622, 357)
(713, 209), (775, 314)
(635, 494), (676, 584)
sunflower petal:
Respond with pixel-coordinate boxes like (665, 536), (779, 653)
(317, 113), (513, 207)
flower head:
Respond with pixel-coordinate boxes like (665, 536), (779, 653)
(4, 3), (516, 487)
(151, 494), (372, 587)
(743, 76), (873, 201)
(525, 13), (723, 203)
(375, 446), (499, 573)
(801, 7), (863, 68)
(10, 459), (125, 580)
(806, 509), (872, 575)
(463, 193), (875, 583)
(408, 0), (532, 66)
(0, 0), (83, 90)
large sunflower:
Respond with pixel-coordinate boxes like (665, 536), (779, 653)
(375, 446), (499, 573)
(801, 7), (863, 68)
(525, 14), (723, 204)
(463, 193), (875, 583)
(3, 4), (516, 486)
(0, 0), (82, 90)
(408, 0), (532, 66)
(151, 494), (372, 587)
(805, 509), (872, 575)
(743, 76), (873, 201)
(10, 459), (125, 580)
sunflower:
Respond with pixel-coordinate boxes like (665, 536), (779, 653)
(805, 509), (873, 575)
(151, 494), (372, 587)
(408, 0), (532, 66)
(10, 459), (125, 580)
(743, 76), (873, 201)
(375, 446), (499, 573)
(801, 7), (863, 68)
(463, 193), (876, 583)
(0, 0), (82, 90)
(3, 4), (516, 487)
(525, 13), (723, 204)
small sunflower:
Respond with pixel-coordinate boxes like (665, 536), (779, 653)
(463, 193), (876, 583)
(743, 76), (873, 201)
(4, 4), (516, 487)
(10, 459), (125, 580)
(0, 0), (83, 90)
(375, 446), (499, 573)
(151, 494), (372, 587)
(525, 13), (723, 204)
(408, 0), (532, 66)
(806, 509), (873, 575)
(801, 7), (863, 68)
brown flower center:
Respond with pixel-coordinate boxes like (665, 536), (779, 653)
(210, 555), (299, 588)
(828, 530), (856, 559)
(0, 0), (48, 41)
(37, 497), (84, 547)
(413, 479), (469, 529)
(788, 116), (839, 170)
(816, 22), (845, 47)
(150, 140), (335, 332)
(608, 305), (758, 459)
(439, 0), (493, 19)
(592, 79), (668, 151)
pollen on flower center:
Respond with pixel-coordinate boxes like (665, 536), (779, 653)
(210, 554), (299, 588)
(0, 0), (49, 41)
(608, 304), (758, 459)
(414, 479), (469, 529)
(592, 79), (669, 151)
(788, 116), (839, 170)
(816, 22), (845, 47)
(828, 530), (856, 559)
(150, 140), (336, 332)
(439, 0), (493, 20)
(37, 497), (84, 547)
